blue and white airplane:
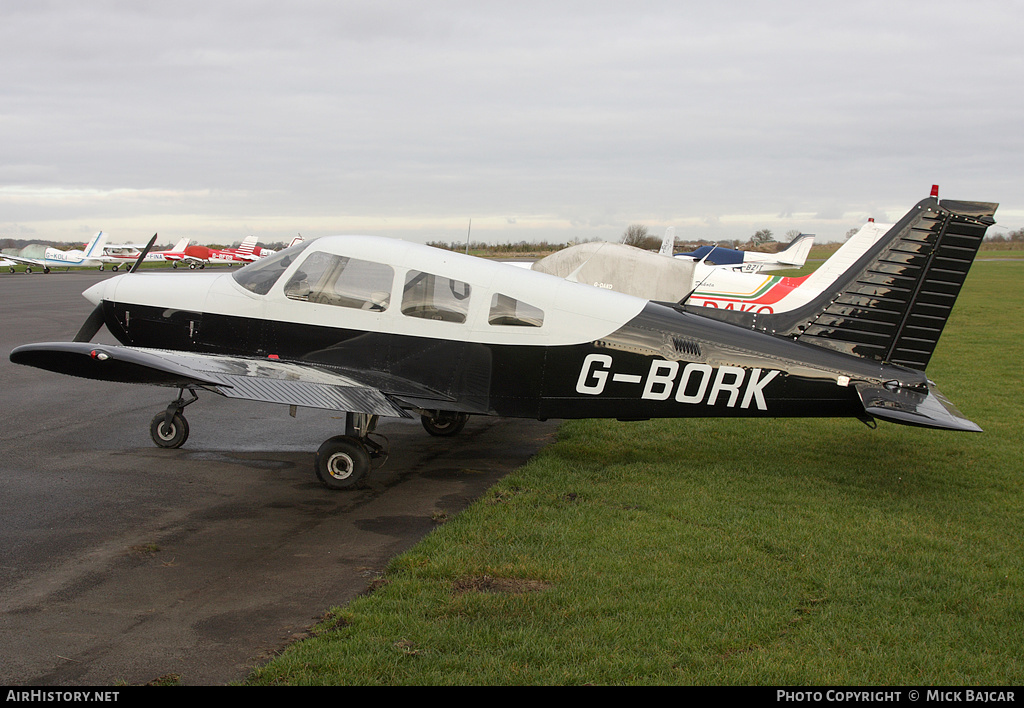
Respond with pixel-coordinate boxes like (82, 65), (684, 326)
(665, 230), (815, 273)
(3, 232), (109, 273)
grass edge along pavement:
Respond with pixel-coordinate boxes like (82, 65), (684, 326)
(245, 260), (1023, 686)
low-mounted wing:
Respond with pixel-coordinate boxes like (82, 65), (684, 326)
(9, 342), (416, 419)
(1, 253), (44, 268)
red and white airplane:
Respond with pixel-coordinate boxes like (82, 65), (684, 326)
(162, 235), (257, 269)
(164, 235), (301, 269)
(99, 237), (190, 271)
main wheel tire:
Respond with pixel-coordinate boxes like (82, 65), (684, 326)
(421, 411), (469, 437)
(315, 436), (370, 490)
(150, 412), (189, 449)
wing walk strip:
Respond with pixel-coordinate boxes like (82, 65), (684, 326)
(146, 350), (414, 418)
(205, 374), (411, 418)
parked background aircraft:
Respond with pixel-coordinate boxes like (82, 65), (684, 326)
(1, 232), (108, 273)
(10, 190), (996, 492)
(671, 232), (816, 273)
(162, 237), (251, 269)
(99, 235), (190, 271)
(532, 219), (889, 315)
(687, 220), (892, 313)
(163, 235), (294, 268)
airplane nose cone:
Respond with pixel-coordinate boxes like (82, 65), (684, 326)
(83, 276), (116, 306)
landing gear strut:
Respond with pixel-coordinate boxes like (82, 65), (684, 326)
(145, 395), (389, 490)
(150, 388), (199, 449)
(315, 412), (386, 490)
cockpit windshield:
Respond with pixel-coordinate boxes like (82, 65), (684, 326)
(232, 239), (313, 295)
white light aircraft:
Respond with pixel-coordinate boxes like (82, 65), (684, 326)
(534, 220), (890, 316)
(2, 232), (109, 274)
(669, 231), (816, 273)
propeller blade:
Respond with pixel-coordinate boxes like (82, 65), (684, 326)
(129, 233), (159, 273)
(73, 303), (106, 343)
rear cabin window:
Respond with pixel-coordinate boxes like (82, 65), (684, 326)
(488, 293), (544, 327)
(283, 252), (394, 311)
(401, 271), (471, 323)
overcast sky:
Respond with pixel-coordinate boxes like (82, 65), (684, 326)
(2, 1), (1022, 247)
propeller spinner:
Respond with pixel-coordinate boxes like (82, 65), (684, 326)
(73, 233), (158, 343)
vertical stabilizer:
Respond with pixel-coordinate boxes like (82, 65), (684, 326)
(84, 231), (107, 256)
(775, 233), (815, 266)
(773, 195), (998, 370)
(659, 227), (676, 256)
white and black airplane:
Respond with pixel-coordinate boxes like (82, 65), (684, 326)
(9, 190), (997, 490)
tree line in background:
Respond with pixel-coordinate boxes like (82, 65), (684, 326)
(5, 226), (1023, 256)
(621, 223), (790, 253)
(982, 227), (1024, 249)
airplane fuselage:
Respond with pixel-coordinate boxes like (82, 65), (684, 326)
(86, 255), (918, 424)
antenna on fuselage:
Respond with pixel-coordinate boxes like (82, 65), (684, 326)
(677, 245), (720, 306)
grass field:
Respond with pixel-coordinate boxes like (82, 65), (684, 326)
(245, 260), (1023, 686)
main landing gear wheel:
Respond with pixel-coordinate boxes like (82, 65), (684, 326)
(315, 436), (371, 490)
(149, 389), (199, 449)
(150, 411), (189, 448)
(421, 411), (469, 437)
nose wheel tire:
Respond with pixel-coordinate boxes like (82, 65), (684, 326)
(150, 412), (189, 449)
(315, 436), (370, 490)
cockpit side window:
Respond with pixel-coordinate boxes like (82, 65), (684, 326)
(283, 252), (393, 311)
(488, 293), (544, 327)
(232, 240), (313, 295)
(401, 270), (471, 323)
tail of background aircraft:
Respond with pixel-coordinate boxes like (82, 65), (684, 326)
(83, 232), (107, 256)
(236, 235), (258, 255)
(775, 233), (815, 266)
(691, 189), (998, 372)
(171, 237), (190, 251)
(659, 227), (675, 256)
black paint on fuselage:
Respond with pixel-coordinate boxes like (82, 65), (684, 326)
(103, 297), (913, 423)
